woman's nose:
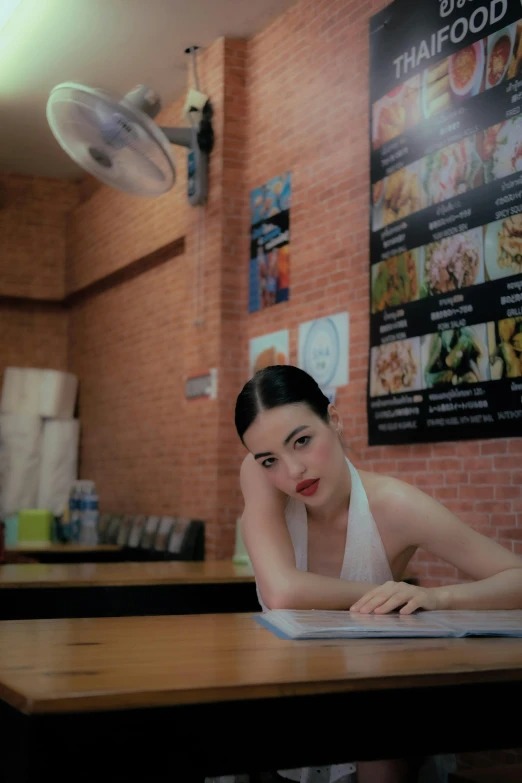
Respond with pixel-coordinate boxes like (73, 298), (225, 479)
(287, 459), (306, 480)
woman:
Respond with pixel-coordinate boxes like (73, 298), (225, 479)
(234, 365), (522, 783)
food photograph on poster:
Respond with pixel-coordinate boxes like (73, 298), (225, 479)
(249, 330), (289, 378)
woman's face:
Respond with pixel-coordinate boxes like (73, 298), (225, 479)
(242, 403), (345, 505)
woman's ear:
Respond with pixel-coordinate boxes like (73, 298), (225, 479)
(328, 404), (343, 435)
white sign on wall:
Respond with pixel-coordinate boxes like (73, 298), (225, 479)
(298, 312), (349, 389)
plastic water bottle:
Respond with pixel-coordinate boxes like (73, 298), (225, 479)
(69, 482), (82, 542)
(79, 481), (99, 545)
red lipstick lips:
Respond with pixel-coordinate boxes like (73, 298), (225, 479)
(296, 479), (320, 497)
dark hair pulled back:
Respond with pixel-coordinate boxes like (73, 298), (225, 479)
(234, 365), (331, 441)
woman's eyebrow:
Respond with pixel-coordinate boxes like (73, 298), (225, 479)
(283, 425), (309, 445)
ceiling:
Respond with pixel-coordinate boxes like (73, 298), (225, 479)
(0, 0), (297, 179)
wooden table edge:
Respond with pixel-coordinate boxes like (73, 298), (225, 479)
(4, 665), (522, 716)
(6, 545), (123, 553)
(0, 576), (256, 588)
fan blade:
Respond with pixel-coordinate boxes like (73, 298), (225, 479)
(113, 146), (168, 184)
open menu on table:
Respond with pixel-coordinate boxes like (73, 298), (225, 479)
(257, 609), (522, 640)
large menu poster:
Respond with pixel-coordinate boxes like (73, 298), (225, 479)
(368, 0), (522, 446)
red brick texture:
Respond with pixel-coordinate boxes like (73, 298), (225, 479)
(0, 174), (78, 300)
(0, 174), (77, 382)
(67, 39), (248, 558)
(0, 301), (68, 383)
(1, 0), (521, 576)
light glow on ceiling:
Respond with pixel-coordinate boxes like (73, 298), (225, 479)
(0, 0), (22, 34)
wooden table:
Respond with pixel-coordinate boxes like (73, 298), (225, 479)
(1, 613), (521, 782)
(0, 561), (260, 620)
(6, 542), (125, 564)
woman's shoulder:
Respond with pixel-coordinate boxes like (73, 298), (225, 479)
(358, 467), (416, 501)
(358, 467), (421, 532)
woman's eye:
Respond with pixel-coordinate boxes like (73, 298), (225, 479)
(262, 458), (276, 469)
(295, 436), (311, 448)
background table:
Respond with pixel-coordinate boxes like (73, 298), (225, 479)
(6, 543), (125, 564)
(0, 561), (260, 619)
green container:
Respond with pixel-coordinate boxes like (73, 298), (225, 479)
(232, 517), (251, 566)
(17, 509), (53, 543)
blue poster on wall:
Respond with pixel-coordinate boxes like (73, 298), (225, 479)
(249, 172), (291, 313)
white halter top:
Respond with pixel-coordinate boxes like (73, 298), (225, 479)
(256, 457), (393, 613)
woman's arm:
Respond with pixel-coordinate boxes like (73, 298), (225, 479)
(356, 477), (522, 614)
(436, 569), (522, 611)
(240, 455), (379, 610)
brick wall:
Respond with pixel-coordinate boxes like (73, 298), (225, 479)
(0, 174), (77, 385)
(240, 0), (522, 586)
(65, 90), (201, 517)
(67, 161), (187, 294)
(215, 39), (249, 558)
(0, 174), (78, 300)
(65, 40), (250, 556)
(0, 301), (69, 383)
(68, 249), (186, 511)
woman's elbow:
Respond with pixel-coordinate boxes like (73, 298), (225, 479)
(262, 578), (300, 610)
